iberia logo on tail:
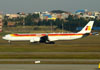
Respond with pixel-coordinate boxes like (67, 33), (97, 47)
(85, 26), (91, 31)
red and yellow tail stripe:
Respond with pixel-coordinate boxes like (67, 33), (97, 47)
(85, 26), (91, 31)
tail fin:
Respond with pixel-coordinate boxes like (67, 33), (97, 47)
(78, 21), (94, 33)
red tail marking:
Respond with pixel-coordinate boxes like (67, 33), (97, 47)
(85, 26), (88, 31)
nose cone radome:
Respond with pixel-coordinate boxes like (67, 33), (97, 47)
(2, 36), (6, 39)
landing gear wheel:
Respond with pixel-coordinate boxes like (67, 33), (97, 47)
(49, 41), (55, 44)
(45, 41), (55, 44)
(8, 40), (11, 44)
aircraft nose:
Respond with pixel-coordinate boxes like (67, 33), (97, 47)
(2, 36), (6, 40)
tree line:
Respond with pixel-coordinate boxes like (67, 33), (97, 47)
(3, 13), (100, 31)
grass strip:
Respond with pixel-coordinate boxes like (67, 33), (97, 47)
(0, 54), (100, 59)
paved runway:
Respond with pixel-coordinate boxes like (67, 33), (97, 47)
(0, 64), (98, 70)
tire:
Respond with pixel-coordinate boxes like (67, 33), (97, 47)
(45, 41), (55, 44)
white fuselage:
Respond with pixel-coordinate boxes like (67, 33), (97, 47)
(2, 33), (84, 42)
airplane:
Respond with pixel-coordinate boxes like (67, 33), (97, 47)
(2, 21), (94, 44)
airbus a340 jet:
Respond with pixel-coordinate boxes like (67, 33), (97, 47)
(2, 21), (94, 44)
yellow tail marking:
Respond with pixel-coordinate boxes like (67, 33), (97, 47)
(98, 63), (100, 68)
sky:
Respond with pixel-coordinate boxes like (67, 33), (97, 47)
(0, 0), (100, 13)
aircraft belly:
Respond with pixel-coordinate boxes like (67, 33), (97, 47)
(48, 36), (71, 41)
(48, 36), (58, 41)
(10, 37), (31, 41)
(70, 35), (83, 40)
(48, 35), (83, 41)
(58, 36), (71, 40)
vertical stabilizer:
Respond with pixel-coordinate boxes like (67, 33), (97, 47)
(78, 21), (94, 33)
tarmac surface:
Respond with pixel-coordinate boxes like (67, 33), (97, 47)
(0, 64), (98, 70)
(0, 42), (100, 45)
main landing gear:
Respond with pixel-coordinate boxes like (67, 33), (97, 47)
(40, 35), (55, 44)
(45, 41), (55, 44)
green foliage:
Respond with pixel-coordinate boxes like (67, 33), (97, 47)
(51, 10), (66, 13)
(25, 14), (33, 26)
(32, 14), (39, 18)
(3, 14), (100, 31)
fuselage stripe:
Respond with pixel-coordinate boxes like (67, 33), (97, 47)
(10, 33), (84, 37)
